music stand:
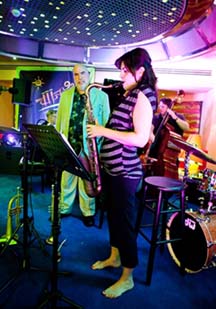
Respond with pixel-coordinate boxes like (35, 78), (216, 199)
(23, 124), (92, 308)
(0, 131), (50, 299)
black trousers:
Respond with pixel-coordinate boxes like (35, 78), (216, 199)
(103, 172), (142, 269)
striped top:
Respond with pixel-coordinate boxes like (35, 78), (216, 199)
(100, 84), (154, 178)
(140, 84), (158, 114)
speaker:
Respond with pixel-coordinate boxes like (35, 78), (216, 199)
(0, 146), (23, 174)
(11, 78), (32, 105)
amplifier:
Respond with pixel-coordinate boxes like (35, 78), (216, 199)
(0, 146), (23, 174)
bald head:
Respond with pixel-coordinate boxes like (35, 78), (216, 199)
(73, 64), (90, 94)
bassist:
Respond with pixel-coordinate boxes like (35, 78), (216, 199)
(148, 96), (189, 176)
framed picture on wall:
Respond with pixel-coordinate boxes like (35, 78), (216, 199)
(173, 100), (203, 137)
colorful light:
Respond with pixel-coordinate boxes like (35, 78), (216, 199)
(11, 8), (21, 18)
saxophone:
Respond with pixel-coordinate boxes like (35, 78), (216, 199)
(80, 82), (122, 197)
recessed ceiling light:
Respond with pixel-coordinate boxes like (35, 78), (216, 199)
(11, 8), (21, 18)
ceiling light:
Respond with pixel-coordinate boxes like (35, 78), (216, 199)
(11, 8), (21, 18)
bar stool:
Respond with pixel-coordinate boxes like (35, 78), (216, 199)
(136, 176), (186, 285)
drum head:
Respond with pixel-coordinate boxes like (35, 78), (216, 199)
(167, 212), (207, 273)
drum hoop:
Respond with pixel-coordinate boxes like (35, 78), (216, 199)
(166, 211), (209, 273)
(201, 217), (213, 246)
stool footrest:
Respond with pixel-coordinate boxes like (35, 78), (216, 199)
(139, 229), (182, 245)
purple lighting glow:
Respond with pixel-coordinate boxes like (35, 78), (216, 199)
(4, 133), (21, 147)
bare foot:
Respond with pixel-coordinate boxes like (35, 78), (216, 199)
(91, 258), (121, 270)
(102, 278), (134, 298)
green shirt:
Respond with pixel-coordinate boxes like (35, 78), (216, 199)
(68, 91), (86, 154)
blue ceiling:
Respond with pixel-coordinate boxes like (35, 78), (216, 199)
(0, 0), (215, 65)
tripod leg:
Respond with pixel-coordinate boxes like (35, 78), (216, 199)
(28, 219), (49, 256)
(0, 222), (23, 256)
(38, 290), (82, 309)
(60, 293), (83, 308)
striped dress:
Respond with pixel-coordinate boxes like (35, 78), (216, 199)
(100, 86), (145, 179)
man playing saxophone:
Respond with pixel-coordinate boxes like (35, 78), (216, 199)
(56, 64), (110, 227)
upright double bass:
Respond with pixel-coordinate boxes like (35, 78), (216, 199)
(142, 90), (185, 175)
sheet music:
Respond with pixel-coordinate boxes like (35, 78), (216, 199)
(60, 133), (77, 155)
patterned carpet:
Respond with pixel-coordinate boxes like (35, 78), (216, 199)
(0, 173), (216, 308)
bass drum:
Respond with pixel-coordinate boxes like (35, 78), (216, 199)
(166, 211), (216, 273)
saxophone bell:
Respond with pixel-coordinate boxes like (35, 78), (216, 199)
(79, 150), (102, 197)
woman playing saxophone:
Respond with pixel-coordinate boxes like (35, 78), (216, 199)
(87, 48), (157, 298)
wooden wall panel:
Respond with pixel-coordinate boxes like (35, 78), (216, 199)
(164, 100), (202, 179)
(172, 100), (202, 137)
(0, 80), (14, 128)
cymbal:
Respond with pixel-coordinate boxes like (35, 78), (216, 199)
(170, 137), (216, 164)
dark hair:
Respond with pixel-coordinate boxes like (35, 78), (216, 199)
(46, 109), (57, 118)
(115, 48), (157, 90)
(160, 97), (172, 108)
(177, 89), (185, 96)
